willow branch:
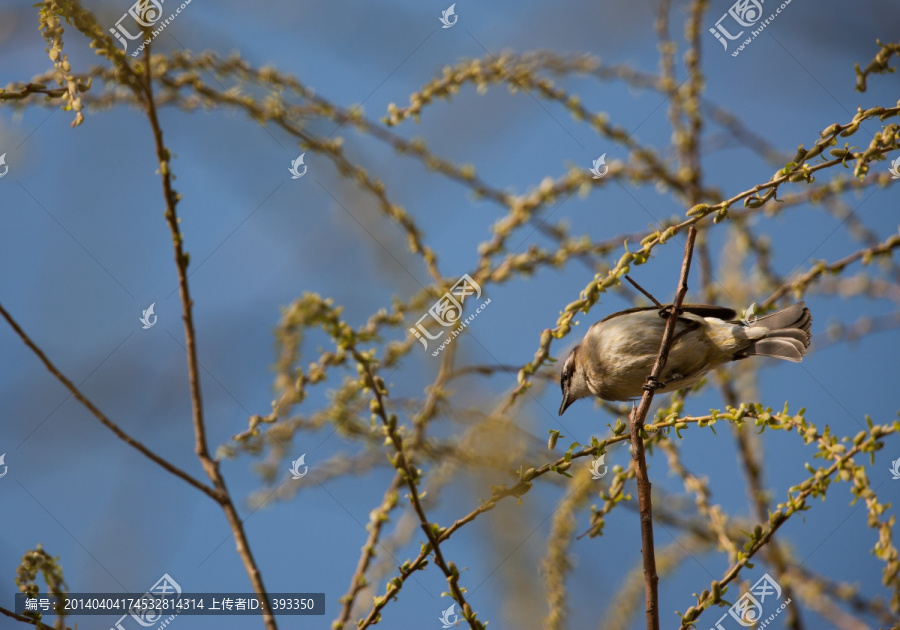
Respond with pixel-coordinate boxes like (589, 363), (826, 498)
(0, 605), (76, 630)
(721, 383), (805, 629)
(139, 50), (276, 630)
(627, 225), (698, 630)
(333, 474), (403, 629)
(353, 347), (484, 630)
(760, 232), (900, 309)
(677, 425), (897, 628)
(0, 303), (218, 500)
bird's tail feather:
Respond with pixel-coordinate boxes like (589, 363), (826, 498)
(740, 302), (812, 363)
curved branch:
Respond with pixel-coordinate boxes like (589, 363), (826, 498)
(0, 303), (218, 500)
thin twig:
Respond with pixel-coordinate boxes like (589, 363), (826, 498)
(337, 346), (456, 627)
(334, 474), (403, 628)
(788, 565), (897, 627)
(625, 275), (663, 307)
(760, 233), (900, 310)
(677, 428), (897, 629)
(543, 468), (596, 630)
(0, 605), (76, 629)
(0, 303), (218, 501)
(353, 347), (484, 630)
(139, 49), (277, 630)
(628, 225), (698, 630)
(725, 381), (805, 629)
(357, 408), (897, 626)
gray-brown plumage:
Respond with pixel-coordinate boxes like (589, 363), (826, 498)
(558, 302), (811, 413)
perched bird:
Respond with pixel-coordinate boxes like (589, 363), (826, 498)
(558, 302), (811, 414)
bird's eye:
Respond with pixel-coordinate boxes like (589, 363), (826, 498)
(560, 358), (571, 390)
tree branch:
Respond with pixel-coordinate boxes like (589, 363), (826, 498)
(139, 49), (277, 630)
(353, 347), (484, 630)
(333, 475), (403, 629)
(0, 303), (218, 501)
(677, 424), (898, 628)
(0, 605), (76, 630)
(628, 225), (698, 630)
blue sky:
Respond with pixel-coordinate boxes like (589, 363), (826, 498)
(1, 1), (900, 629)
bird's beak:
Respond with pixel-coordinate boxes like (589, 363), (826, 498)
(558, 390), (571, 416)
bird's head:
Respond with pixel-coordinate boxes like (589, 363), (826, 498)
(559, 345), (591, 415)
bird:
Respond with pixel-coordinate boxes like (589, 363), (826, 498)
(558, 302), (811, 414)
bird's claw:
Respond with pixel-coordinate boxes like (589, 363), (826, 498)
(643, 376), (663, 391)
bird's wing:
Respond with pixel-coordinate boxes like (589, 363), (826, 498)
(680, 304), (738, 320)
(599, 304), (737, 323)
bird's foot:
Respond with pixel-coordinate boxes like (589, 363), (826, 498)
(657, 305), (678, 318)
